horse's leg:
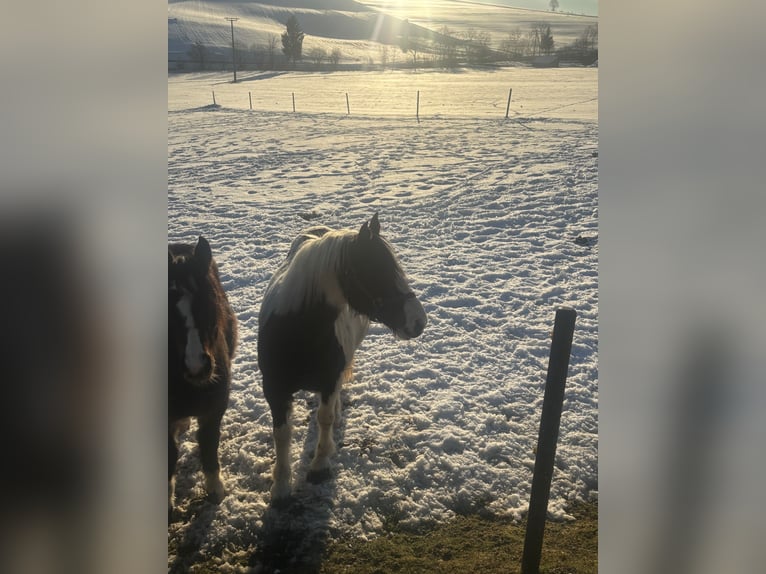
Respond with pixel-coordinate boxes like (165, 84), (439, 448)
(168, 429), (179, 517)
(267, 393), (293, 500)
(197, 412), (225, 503)
(308, 383), (340, 483)
(168, 418), (190, 518)
(334, 364), (353, 428)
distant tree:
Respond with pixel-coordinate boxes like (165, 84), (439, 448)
(188, 40), (207, 69)
(540, 24), (554, 55)
(500, 28), (524, 60)
(308, 47), (326, 69)
(584, 23), (598, 51)
(379, 44), (389, 69)
(266, 34), (279, 69)
(558, 24), (597, 65)
(436, 26), (459, 68)
(281, 15), (305, 66)
(549, 0), (559, 11)
(526, 23), (554, 56)
(329, 48), (342, 69)
(463, 28), (492, 65)
(525, 26), (540, 56)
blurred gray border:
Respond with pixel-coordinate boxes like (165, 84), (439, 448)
(602, 2), (765, 572)
(1, 3), (168, 573)
(2, 1), (764, 572)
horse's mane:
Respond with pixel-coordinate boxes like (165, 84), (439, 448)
(261, 228), (358, 318)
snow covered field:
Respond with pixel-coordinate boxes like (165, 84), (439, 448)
(168, 67), (597, 572)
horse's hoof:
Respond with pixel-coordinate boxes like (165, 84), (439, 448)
(205, 490), (225, 504)
(270, 480), (292, 501)
(204, 471), (225, 504)
(306, 467), (333, 484)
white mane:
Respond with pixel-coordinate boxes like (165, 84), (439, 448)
(260, 228), (356, 318)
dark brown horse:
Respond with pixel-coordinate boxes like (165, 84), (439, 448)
(168, 236), (237, 519)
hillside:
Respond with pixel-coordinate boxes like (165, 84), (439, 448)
(168, 0), (597, 67)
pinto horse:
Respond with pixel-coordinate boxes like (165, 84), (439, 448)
(168, 236), (237, 517)
(258, 214), (427, 499)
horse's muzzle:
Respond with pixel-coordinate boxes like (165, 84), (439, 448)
(184, 354), (213, 384)
(402, 316), (426, 339)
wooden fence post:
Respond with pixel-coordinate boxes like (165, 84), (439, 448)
(520, 307), (577, 574)
(416, 90), (420, 123)
(505, 88), (513, 119)
(212, 91), (216, 105)
(292, 92), (296, 113)
(346, 92), (350, 115)
(249, 91), (252, 110)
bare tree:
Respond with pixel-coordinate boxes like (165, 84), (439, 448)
(550, 0), (559, 12)
(585, 23), (598, 51)
(526, 23), (554, 56)
(463, 28), (492, 64)
(561, 24), (597, 64)
(308, 47), (326, 69)
(379, 44), (389, 69)
(329, 48), (342, 69)
(539, 24), (554, 55)
(266, 34), (279, 69)
(436, 26), (459, 68)
(500, 28), (524, 60)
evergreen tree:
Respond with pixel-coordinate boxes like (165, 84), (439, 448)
(281, 15), (305, 66)
(540, 25), (554, 55)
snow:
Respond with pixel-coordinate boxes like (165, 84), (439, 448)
(168, 67), (597, 571)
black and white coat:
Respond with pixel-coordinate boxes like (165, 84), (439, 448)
(257, 215), (426, 499)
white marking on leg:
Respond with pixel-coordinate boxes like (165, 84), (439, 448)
(271, 422), (293, 499)
(171, 417), (191, 440)
(176, 294), (205, 375)
(334, 364), (353, 428)
(310, 386), (340, 472)
(168, 476), (176, 510)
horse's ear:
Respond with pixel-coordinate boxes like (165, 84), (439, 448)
(358, 220), (371, 242)
(194, 236), (212, 273)
(369, 213), (380, 237)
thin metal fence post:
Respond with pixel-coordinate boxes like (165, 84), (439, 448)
(416, 90), (420, 123)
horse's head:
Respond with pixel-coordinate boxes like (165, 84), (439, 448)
(342, 214), (427, 340)
(168, 236), (219, 384)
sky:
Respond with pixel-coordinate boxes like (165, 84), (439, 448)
(469, 0), (597, 17)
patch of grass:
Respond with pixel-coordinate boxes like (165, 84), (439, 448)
(321, 500), (597, 574)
